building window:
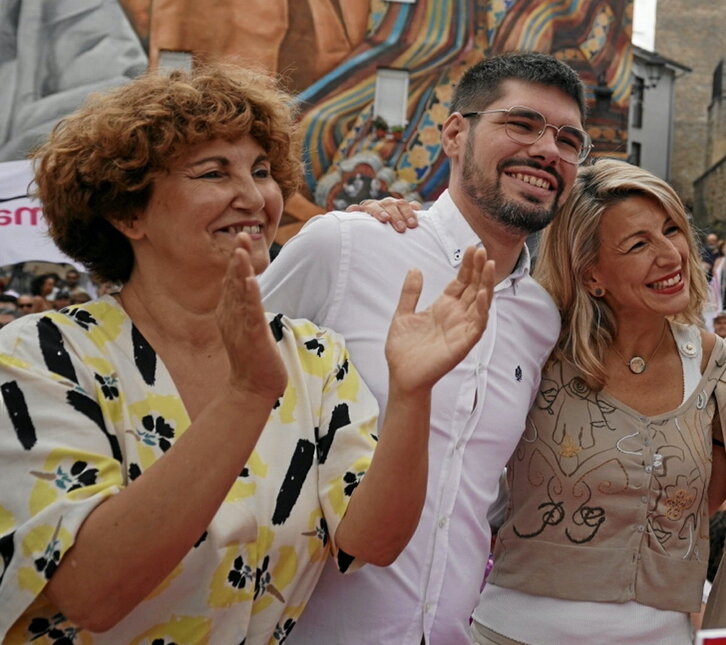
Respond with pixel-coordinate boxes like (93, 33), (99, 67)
(629, 141), (642, 166)
(374, 68), (410, 128)
(631, 76), (644, 128)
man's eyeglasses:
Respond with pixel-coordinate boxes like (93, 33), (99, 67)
(460, 106), (592, 165)
(17, 303), (33, 309)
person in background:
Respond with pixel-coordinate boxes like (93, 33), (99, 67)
(714, 310), (726, 339)
(0, 306), (19, 328)
(0, 62), (495, 644)
(14, 294), (34, 316)
(260, 51), (589, 644)
(62, 268), (86, 295)
(0, 294), (18, 310)
(50, 289), (71, 310)
(69, 290), (92, 305)
(28, 272), (57, 312)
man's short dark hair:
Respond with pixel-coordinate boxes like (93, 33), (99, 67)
(450, 51), (586, 121)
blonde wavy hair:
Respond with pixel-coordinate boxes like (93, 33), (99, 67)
(534, 158), (707, 389)
(32, 62), (302, 283)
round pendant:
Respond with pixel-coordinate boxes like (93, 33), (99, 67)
(628, 356), (646, 374)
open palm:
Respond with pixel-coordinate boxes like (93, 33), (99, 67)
(385, 246), (495, 393)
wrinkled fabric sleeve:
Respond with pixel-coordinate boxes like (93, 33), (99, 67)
(0, 317), (124, 637)
(260, 213), (347, 327)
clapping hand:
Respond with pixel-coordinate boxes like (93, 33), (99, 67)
(385, 246), (495, 393)
(216, 233), (288, 402)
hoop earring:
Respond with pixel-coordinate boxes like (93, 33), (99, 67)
(593, 287), (605, 297)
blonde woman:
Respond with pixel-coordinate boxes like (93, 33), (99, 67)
(365, 159), (726, 644)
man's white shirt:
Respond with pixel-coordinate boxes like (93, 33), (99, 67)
(259, 190), (560, 644)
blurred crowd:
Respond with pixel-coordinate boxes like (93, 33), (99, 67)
(702, 232), (726, 337)
(0, 267), (120, 329)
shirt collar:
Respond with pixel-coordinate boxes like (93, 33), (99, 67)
(429, 190), (531, 291)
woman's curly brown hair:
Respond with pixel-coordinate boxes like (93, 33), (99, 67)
(31, 62), (302, 283)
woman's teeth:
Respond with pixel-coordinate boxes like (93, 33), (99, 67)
(219, 225), (262, 235)
(649, 273), (681, 290)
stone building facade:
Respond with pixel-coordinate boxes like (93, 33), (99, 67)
(654, 0), (726, 226)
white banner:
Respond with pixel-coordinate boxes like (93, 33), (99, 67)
(0, 159), (82, 268)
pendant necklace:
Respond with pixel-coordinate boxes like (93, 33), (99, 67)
(611, 323), (668, 375)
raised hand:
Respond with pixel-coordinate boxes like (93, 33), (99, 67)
(384, 246), (495, 393)
(349, 196), (422, 233)
(216, 233), (288, 402)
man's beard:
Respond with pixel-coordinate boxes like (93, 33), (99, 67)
(461, 133), (562, 236)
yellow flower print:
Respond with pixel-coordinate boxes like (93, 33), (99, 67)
(226, 451), (269, 502)
(251, 546), (298, 615)
(296, 323), (336, 377)
(302, 509), (329, 562)
(277, 383), (298, 425)
(130, 615), (212, 645)
(0, 503), (16, 534)
(334, 356), (362, 402)
(328, 456), (371, 517)
(4, 597), (94, 644)
(50, 301), (127, 353)
(18, 521), (73, 595)
(127, 395), (189, 470)
(208, 544), (256, 608)
(29, 448), (121, 516)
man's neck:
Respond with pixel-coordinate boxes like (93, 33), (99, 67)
(448, 188), (528, 284)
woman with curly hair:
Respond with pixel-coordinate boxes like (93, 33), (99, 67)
(0, 62), (495, 643)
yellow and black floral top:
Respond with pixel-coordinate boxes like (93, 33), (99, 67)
(0, 296), (378, 644)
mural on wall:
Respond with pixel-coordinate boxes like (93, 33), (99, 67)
(2, 0), (633, 244)
(296, 0), (632, 224)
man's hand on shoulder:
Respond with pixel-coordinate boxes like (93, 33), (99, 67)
(347, 196), (422, 233)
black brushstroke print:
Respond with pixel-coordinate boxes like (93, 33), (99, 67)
(131, 324), (156, 386)
(0, 531), (15, 586)
(269, 313), (285, 342)
(66, 390), (122, 462)
(272, 439), (315, 525)
(37, 318), (77, 384)
(337, 548), (355, 573)
(315, 403), (351, 464)
(1, 381), (36, 449)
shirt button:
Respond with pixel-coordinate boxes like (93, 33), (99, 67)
(638, 525), (645, 532)
(643, 438), (651, 446)
(641, 496), (648, 504)
(456, 439), (465, 450)
(424, 603), (432, 613)
(644, 465), (653, 473)
(438, 517), (447, 528)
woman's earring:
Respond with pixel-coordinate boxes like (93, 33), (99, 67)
(593, 287), (605, 297)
